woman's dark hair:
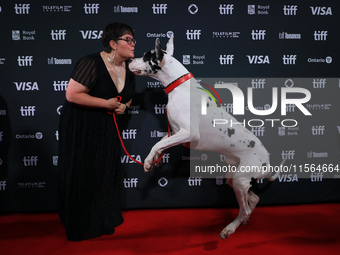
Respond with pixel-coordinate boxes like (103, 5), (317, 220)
(102, 22), (134, 53)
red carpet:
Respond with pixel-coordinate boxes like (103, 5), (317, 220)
(1, 204), (339, 255)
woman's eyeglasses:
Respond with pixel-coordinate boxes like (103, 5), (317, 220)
(116, 37), (136, 45)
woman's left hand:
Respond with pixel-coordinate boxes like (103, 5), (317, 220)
(114, 103), (127, 115)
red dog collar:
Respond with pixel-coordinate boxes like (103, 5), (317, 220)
(164, 73), (194, 94)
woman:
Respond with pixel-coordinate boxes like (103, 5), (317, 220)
(58, 23), (136, 241)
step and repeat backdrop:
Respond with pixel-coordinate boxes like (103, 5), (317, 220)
(0, 0), (340, 212)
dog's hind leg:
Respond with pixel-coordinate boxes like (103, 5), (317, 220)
(220, 177), (252, 239)
(241, 190), (259, 225)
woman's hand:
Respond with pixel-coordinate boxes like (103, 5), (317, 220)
(114, 103), (126, 115)
(106, 97), (121, 111)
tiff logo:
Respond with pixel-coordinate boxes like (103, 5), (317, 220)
(23, 156), (38, 166)
(0, 181), (6, 191)
(20, 106), (36, 116)
(186, 29), (201, 40)
(0, 131), (3, 141)
(251, 79), (265, 89)
(51, 30), (66, 40)
(14, 4), (30, 14)
(122, 129), (137, 139)
(84, 3), (99, 14)
(314, 31), (328, 41)
(312, 126), (325, 135)
(219, 4), (234, 15)
(251, 30), (266, 40)
(17, 56), (33, 66)
(188, 177), (202, 186)
(219, 55), (234, 65)
(251, 127), (265, 137)
(53, 81), (68, 91)
(123, 178), (138, 188)
(283, 5), (298, 15)
(152, 4), (167, 14)
(281, 150), (295, 160)
(223, 103), (233, 113)
(282, 55), (297, 65)
(312, 79), (326, 89)
(311, 173), (323, 182)
(154, 104), (166, 114)
(286, 104), (296, 113)
(161, 153), (170, 163)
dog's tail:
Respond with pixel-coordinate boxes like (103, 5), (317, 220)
(268, 155), (288, 181)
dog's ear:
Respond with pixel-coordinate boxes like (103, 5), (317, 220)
(165, 36), (174, 56)
(155, 38), (164, 61)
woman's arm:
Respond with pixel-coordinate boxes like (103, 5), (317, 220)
(66, 78), (121, 111)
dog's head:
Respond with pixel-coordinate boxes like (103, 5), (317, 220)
(129, 37), (174, 78)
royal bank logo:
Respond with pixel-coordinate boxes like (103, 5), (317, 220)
(183, 55), (190, 65)
(182, 55), (205, 65)
(12, 30), (36, 40)
(248, 5), (270, 15)
(278, 126), (299, 136)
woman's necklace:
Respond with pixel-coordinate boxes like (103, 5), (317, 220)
(107, 54), (123, 84)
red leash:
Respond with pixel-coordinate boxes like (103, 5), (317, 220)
(108, 96), (170, 166)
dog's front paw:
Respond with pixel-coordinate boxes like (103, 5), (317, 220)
(219, 225), (235, 239)
(153, 153), (163, 167)
(144, 160), (152, 173)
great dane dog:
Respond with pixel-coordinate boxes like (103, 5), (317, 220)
(129, 37), (285, 239)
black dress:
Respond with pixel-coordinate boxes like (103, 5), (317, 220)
(58, 53), (135, 241)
